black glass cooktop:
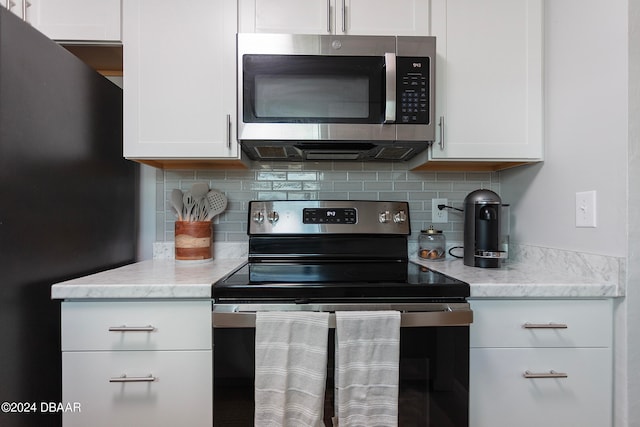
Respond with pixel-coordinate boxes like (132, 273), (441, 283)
(213, 261), (469, 303)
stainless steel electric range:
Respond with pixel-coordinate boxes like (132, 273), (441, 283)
(212, 200), (472, 426)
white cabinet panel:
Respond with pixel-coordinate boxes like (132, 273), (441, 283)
(470, 348), (611, 427)
(425, 0), (543, 163)
(3, 0), (27, 19)
(343, 0), (429, 36)
(469, 299), (613, 427)
(3, 0), (121, 42)
(62, 350), (212, 427)
(123, 0), (240, 160)
(30, 0), (121, 42)
(61, 301), (212, 351)
(251, 0), (331, 34)
(470, 299), (611, 348)
(60, 299), (214, 426)
(240, 0), (429, 36)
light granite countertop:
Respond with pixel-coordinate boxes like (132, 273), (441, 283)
(51, 258), (246, 300)
(51, 242), (624, 300)
(411, 256), (622, 298)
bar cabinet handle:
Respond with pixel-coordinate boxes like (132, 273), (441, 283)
(341, 0), (346, 33)
(226, 114), (232, 149)
(109, 374), (157, 383)
(327, 0), (331, 33)
(523, 370), (568, 379)
(522, 322), (568, 329)
(22, 0), (30, 23)
(108, 325), (156, 332)
(438, 116), (445, 150)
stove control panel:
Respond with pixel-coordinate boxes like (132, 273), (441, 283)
(303, 208), (357, 225)
(248, 200), (410, 235)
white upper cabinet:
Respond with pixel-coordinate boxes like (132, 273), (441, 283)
(122, 0), (242, 164)
(4, 0), (121, 42)
(241, 0), (543, 171)
(342, 0), (430, 35)
(414, 0), (543, 168)
(239, 0), (429, 36)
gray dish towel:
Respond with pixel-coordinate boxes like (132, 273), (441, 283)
(255, 311), (330, 427)
(334, 311), (401, 427)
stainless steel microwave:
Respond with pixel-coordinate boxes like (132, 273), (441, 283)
(237, 33), (436, 161)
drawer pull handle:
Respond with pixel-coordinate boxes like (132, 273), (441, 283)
(523, 370), (568, 379)
(109, 374), (157, 383)
(522, 322), (568, 329)
(108, 325), (156, 332)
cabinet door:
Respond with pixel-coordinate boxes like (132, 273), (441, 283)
(241, 0), (332, 34)
(29, 0), (121, 42)
(61, 301), (212, 351)
(470, 348), (612, 427)
(62, 350), (213, 427)
(341, 0), (429, 35)
(470, 299), (612, 348)
(3, 0), (26, 19)
(430, 0), (543, 161)
(240, 0), (429, 36)
(123, 0), (239, 159)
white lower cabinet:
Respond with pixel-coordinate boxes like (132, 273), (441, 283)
(469, 299), (613, 427)
(62, 351), (212, 427)
(60, 300), (213, 427)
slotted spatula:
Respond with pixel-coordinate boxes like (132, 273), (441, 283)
(205, 190), (228, 221)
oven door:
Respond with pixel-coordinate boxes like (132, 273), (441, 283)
(212, 304), (471, 426)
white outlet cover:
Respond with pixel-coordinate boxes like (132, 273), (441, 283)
(432, 198), (448, 223)
(576, 190), (597, 228)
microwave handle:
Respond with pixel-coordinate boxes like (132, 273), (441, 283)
(384, 53), (396, 123)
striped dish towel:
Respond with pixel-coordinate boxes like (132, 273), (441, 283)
(255, 311), (330, 427)
(334, 311), (401, 427)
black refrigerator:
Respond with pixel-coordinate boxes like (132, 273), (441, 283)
(0, 8), (138, 427)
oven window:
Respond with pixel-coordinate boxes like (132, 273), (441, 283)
(243, 55), (385, 124)
(213, 326), (469, 426)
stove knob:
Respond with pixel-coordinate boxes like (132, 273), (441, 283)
(379, 211), (391, 223)
(267, 211), (279, 224)
(252, 211), (265, 224)
(394, 210), (407, 223)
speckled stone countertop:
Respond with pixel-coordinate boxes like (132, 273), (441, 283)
(411, 256), (623, 298)
(51, 242), (624, 300)
(51, 258), (246, 299)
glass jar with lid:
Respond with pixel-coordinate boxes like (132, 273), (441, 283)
(418, 226), (446, 260)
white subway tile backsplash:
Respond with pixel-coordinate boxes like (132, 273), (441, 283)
(156, 162), (501, 245)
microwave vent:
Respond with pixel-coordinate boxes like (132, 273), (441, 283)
(254, 146), (289, 159)
(306, 152), (361, 161)
(375, 146), (414, 160)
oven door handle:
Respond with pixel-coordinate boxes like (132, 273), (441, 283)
(212, 309), (472, 328)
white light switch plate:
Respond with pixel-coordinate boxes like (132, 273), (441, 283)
(576, 191), (597, 227)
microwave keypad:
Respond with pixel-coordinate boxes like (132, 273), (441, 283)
(397, 57), (430, 124)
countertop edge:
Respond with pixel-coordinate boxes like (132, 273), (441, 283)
(51, 255), (623, 300)
(411, 257), (622, 299)
(51, 258), (246, 300)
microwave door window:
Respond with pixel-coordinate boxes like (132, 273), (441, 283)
(255, 75), (369, 120)
(243, 55), (385, 124)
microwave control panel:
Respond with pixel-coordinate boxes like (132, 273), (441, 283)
(397, 57), (430, 125)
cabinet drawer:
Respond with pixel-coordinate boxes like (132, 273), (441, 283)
(470, 347), (611, 427)
(62, 301), (212, 351)
(62, 350), (212, 427)
(469, 299), (612, 348)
